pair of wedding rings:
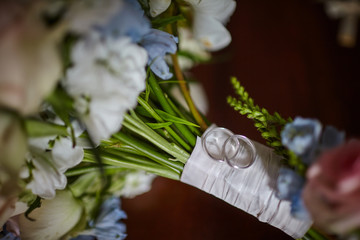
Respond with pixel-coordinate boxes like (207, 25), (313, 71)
(201, 127), (256, 169)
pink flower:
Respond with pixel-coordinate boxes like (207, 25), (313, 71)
(303, 139), (360, 234)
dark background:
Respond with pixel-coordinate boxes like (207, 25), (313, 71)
(123, 0), (360, 239)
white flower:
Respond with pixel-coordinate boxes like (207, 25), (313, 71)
(149, 0), (236, 51)
(23, 136), (83, 199)
(185, 0), (236, 51)
(176, 27), (211, 69)
(63, 32), (148, 144)
(66, 0), (122, 34)
(118, 171), (156, 198)
(149, 0), (171, 17)
(0, 1), (64, 115)
(18, 190), (83, 240)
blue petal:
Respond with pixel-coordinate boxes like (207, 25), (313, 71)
(290, 190), (312, 221)
(72, 197), (127, 240)
(281, 117), (322, 164)
(276, 167), (304, 201)
(141, 29), (178, 80)
(95, 0), (151, 42)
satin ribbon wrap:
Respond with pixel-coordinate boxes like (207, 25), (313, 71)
(180, 135), (312, 239)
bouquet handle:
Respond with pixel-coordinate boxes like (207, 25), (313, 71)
(180, 127), (312, 239)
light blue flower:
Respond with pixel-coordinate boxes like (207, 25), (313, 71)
(276, 168), (311, 221)
(290, 190), (312, 221)
(142, 29), (178, 80)
(93, 0), (177, 80)
(281, 117), (322, 164)
(72, 197), (127, 240)
(95, 0), (150, 42)
(276, 167), (304, 201)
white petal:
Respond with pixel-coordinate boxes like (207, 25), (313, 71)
(28, 136), (53, 151)
(64, 35), (147, 144)
(26, 156), (62, 199)
(52, 137), (84, 172)
(25, 141), (79, 199)
(193, 14), (232, 51)
(11, 202), (27, 217)
(118, 171), (156, 198)
(19, 191), (82, 240)
(149, 0), (171, 17)
(188, 0), (236, 24)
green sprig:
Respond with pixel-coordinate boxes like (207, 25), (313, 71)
(227, 77), (307, 173)
(227, 77), (290, 155)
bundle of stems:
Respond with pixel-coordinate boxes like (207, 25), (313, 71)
(67, 70), (205, 182)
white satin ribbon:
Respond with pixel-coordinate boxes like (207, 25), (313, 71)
(180, 132), (312, 239)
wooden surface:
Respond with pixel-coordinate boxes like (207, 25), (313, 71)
(123, 0), (360, 239)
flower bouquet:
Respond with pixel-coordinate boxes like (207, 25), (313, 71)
(0, 0), (359, 240)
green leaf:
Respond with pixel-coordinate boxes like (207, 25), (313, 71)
(155, 109), (199, 127)
(135, 106), (153, 118)
(270, 141), (283, 147)
(261, 132), (271, 138)
(146, 122), (173, 129)
(25, 119), (69, 137)
(252, 111), (263, 118)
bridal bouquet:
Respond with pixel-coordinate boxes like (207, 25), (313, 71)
(0, 0), (359, 240)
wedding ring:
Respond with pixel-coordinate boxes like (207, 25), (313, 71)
(202, 127), (256, 169)
(202, 127), (234, 162)
(223, 135), (256, 169)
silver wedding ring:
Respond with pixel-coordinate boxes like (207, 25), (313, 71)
(202, 127), (256, 169)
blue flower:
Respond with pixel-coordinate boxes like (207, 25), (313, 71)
(281, 117), (322, 164)
(94, 0), (177, 80)
(142, 29), (178, 80)
(95, 0), (151, 42)
(276, 168), (311, 221)
(290, 190), (312, 221)
(72, 197), (127, 240)
(276, 167), (304, 201)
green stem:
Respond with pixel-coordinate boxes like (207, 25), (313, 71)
(113, 131), (184, 172)
(166, 95), (202, 136)
(137, 96), (192, 152)
(163, 8), (208, 131)
(148, 72), (196, 146)
(300, 228), (333, 240)
(66, 166), (127, 177)
(123, 112), (189, 163)
(83, 150), (180, 180)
